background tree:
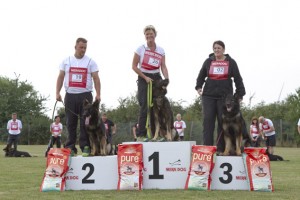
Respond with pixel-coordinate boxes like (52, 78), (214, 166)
(0, 76), (50, 145)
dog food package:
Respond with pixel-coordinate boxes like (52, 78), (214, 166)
(185, 145), (217, 190)
(40, 148), (71, 192)
(242, 147), (274, 192)
(117, 144), (143, 190)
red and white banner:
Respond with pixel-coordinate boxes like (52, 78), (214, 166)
(185, 145), (217, 190)
(117, 144), (143, 190)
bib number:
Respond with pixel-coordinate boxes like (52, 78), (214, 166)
(69, 67), (88, 88)
(141, 50), (163, 70)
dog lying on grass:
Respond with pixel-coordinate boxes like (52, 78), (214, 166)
(265, 148), (287, 161)
(3, 144), (32, 157)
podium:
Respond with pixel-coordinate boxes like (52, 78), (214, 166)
(211, 156), (248, 190)
(65, 142), (249, 190)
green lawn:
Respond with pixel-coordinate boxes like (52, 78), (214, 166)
(0, 145), (299, 200)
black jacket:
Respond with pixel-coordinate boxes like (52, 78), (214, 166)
(195, 53), (246, 99)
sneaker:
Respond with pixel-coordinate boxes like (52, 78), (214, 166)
(82, 146), (90, 157)
(70, 149), (77, 157)
(136, 137), (149, 142)
(158, 137), (166, 142)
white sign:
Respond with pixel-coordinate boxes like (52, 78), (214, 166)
(211, 156), (249, 190)
(65, 156), (118, 190)
(141, 141), (195, 189)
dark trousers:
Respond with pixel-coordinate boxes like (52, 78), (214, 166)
(64, 92), (93, 153)
(252, 136), (262, 147)
(7, 134), (19, 150)
(137, 73), (162, 137)
(201, 96), (224, 152)
(49, 136), (61, 148)
(45, 136), (62, 156)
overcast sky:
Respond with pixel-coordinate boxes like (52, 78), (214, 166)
(1, 0), (299, 117)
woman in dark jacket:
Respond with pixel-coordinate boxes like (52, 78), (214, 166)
(195, 40), (246, 152)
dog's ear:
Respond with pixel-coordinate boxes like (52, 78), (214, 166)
(83, 99), (90, 107)
(158, 78), (169, 88)
(233, 93), (241, 101)
(161, 78), (169, 87)
(93, 99), (100, 108)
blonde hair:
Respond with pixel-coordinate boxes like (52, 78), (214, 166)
(143, 25), (157, 36)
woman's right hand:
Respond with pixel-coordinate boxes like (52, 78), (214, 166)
(145, 76), (153, 83)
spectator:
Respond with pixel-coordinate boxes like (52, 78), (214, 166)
(45, 115), (63, 157)
(249, 116), (261, 147)
(132, 122), (139, 142)
(174, 113), (186, 141)
(101, 113), (116, 146)
(259, 116), (276, 155)
(298, 118), (300, 135)
(6, 113), (22, 150)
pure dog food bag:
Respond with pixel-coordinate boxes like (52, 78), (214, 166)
(117, 144), (143, 190)
(40, 148), (71, 192)
(242, 147), (274, 192)
(185, 145), (217, 190)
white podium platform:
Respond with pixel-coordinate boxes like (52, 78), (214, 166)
(65, 142), (249, 190)
(65, 155), (118, 190)
(130, 141), (196, 189)
(211, 156), (248, 190)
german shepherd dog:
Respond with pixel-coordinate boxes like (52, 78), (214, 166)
(3, 144), (32, 157)
(221, 93), (251, 156)
(152, 79), (178, 141)
(266, 147), (286, 161)
(83, 99), (107, 156)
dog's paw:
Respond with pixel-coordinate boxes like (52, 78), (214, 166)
(221, 152), (230, 156)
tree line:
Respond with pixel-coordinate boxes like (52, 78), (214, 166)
(0, 76), (299, 147)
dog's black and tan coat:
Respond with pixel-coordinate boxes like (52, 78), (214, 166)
(83, 99), (107, 156)
(221, 94), (251, 156)
(152, 79), (177, 141)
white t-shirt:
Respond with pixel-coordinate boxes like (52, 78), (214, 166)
(59, 55), (99, 94)
(297, 118), (300, 126)
(135, 44), (165, 74)
(174, 120), (186, 136)
(250, 124), (260, 138)
(50, 123), (63, 137)
(7, 119), (22, 135)
(259, 119), (275, 137)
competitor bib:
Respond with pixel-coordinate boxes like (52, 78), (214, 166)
(141, 50), (162, 70)
(208, 61), (229, 80)
(68, 67), (87, 88)
(261, 121), (270, 131)
(52, 125), (61, 133)
(174, 121), (183, 129)
(11, 122), (18, 130)
(250, 126), (259, 134)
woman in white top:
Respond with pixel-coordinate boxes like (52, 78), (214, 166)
(249, 116), (261, 147)
(132, 25), (170, 141)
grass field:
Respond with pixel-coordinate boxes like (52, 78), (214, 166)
(0, 145), (299, 200)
